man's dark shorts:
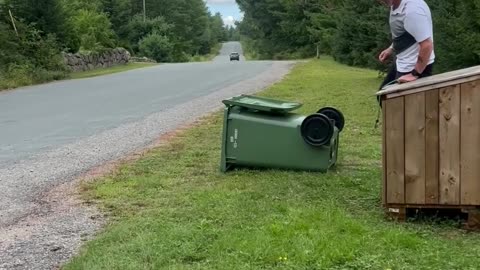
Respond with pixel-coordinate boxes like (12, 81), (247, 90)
(379, 62), (434, 90)
(377, 62), (434, 105)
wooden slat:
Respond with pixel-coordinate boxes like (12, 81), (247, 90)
(439, 85), (461, 205)
(386, 204), (477, 209)
(425, 90), (439, 204)
(385, 97), (405, 204)
(384, 75), (480, 99)
(377, 65), (480, 95)
(461, 80), (480, 205)
(405, 93), (426, 204)
(382, 98), (387, 206)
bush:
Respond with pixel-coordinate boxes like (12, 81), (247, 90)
(0, 18), (67, 89)
(138, 33), (173, 62)
(121, 15), (171, 54)
(0, 64), (35, 88)
(71, 9), (116, 51)
(0, 63), (67, 89)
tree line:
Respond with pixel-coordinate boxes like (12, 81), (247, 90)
(236, 0), (480, 74)
(0, 0), (229, 88)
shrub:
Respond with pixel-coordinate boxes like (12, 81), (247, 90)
(138, 33), (173, 62)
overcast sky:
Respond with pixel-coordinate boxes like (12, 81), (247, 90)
(205, 0), (242, 27)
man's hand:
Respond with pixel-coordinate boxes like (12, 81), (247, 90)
(398, 73), (418, 83)
(379, 47), (393, 63)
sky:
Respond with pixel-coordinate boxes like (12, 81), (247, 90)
(205, 0), (243, 27)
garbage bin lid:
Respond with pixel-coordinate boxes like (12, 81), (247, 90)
(222, 95), (302, 113)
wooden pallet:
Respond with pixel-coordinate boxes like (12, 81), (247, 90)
(385, 204), (480, 231)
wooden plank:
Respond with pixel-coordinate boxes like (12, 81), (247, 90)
(384, 75), (480, 99)
(425, 90), (439, 204)
(377, 65), (480, 95)
(439, 85), (461, 205)
(385, 97), (405, 204)
(382, 98), (387, 206)
(461, 80), (480, 205)
(404, 93), (426, 204)
(386, 203), (476, 209)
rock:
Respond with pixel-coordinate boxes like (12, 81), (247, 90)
(50, 246), (62, 252)
(66, 48), (134, 74)
(63, 56), (69, 66)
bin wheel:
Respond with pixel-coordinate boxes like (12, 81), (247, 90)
(301, 113), (334, 147)
(317, 107), (345, 132)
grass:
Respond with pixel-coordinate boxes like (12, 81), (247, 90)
(190, 43), (223, 62)
(0, 67), (68, 91)
(69, 62), (158, 80)
(0, 62), (157, 91)
(66, 57), (480, 270)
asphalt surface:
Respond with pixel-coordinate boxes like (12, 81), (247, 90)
(0, 42), (296, 269)
(1, 42), (259, 166)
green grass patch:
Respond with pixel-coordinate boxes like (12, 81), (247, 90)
(190, 43), (223, 62)
(69, 62), (158, 80)
(0, 66), (68, 91)
(66, 57), (480, 270)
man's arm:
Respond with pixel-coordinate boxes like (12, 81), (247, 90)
(398, 38), (433, 83)
(414, 38), (433, 74)
(398, 6), (434, 83)
(379, 43), (394, 63)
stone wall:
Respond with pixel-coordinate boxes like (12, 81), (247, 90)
(63, 48), (131, 72)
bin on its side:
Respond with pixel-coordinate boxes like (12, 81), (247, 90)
(220, 95), (343, 173)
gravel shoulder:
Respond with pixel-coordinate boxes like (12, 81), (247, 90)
(0, 60), (296, 270)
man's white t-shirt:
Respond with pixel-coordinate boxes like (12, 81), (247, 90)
(389, 0), (435, 73)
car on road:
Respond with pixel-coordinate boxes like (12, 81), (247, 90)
(230, 52), (240, 61)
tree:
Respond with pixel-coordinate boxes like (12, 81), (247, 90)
(4, 0), (80, 51)
(236, 0), (480, 72)
(332, 0), (390, 70)
(227, 26), (240, 41)
(123, 15), (172, 53)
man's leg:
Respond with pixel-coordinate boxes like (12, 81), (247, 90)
(379, 63), (398, 90)
(396, 63), (434, 79)
(419, 63), (434, 78)
(377, 63), (398, 106)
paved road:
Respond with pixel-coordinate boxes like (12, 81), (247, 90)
(0, 42), (261, 166)
(0, 41), (295, 270)
(213, 41), (245, 62)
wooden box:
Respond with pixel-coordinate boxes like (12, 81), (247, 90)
(377, 66), (480, 222)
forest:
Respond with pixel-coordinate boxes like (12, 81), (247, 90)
(2, 0), (479, 88)
(0, 0), (230, 87)
(236, 0), (480, 74)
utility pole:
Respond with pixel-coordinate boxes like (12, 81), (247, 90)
(143, 0), (146, 22)
(8, 10), (18, 37)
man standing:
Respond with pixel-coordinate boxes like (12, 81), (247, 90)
(378, 0), (435, 90)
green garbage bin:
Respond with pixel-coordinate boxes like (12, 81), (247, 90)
(220, 95), (345, 173)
